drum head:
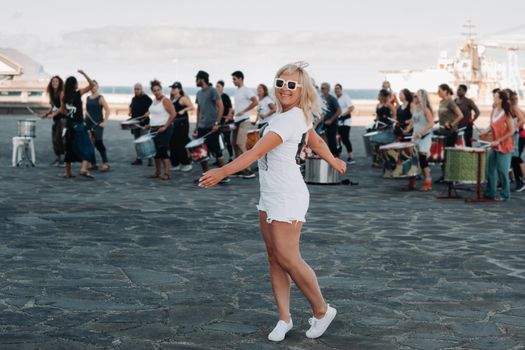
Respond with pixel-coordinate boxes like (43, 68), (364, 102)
(364, 131), (379, 137)
(135, 134), (153, 143)
(185, 138), (205, 149)
(122, 119), (140, 126)
(380, 141), (415, 150)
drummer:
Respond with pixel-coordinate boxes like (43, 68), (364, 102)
(194, 70), (228, 181)
(129, 83), (153, 166)
(375, 89), (396, 129)
(144, 80), (176, 180)
(85, 80), (111, 172)
(435, 84), (463, 183)
(404, 90), (434, 191)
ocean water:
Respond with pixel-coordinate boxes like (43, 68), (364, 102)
(99, 86), (379, 101)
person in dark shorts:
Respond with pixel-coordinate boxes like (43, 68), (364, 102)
(194, 71), (229, 182)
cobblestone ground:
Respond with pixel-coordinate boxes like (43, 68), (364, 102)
(0, 116), (524, 350)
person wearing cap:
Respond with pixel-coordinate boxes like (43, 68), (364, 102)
(232, 70), (258, 179)
(169, 81), (194, 172)
(194, 71), (229, 181)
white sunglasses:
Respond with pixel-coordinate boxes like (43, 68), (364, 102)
(274, 78), (303, 91)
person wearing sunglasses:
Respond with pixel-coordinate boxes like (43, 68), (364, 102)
(320, 82), (342, 157)
(199, 62), (346, 342)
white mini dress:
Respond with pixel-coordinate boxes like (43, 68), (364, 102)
(256, 107), (312, 223)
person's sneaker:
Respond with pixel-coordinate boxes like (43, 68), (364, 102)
(346, 158), (356, 165)
(131, 159), (143, 165)
(517, 183), (525, 192)
(242, 170), (256, 179)
(180, 164), (193, 172)
(171, 165), (181, 171)
(231, 171), (244, 178)
(219, 176), (231, 184)
(50, 159), (59, 167)
(305, 305), (337, 339)
(268, 318), (293, 342)
(57, 161), (65, 168)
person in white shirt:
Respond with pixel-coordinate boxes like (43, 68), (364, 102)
(200, 62), (346, 342)
(335, 84), (355, 164)
(232, 70), (258, 179)
(255, 84), (276, 128)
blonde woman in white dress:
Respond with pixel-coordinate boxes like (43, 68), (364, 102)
(199, 62), (346, 341)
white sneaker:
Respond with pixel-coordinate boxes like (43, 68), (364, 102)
(180, 164), (193, 172)
(268, 318), (293, 342)
(305, 305), (337, 339)
(171, 165), (181, 171)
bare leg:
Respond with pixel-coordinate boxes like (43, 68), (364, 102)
(162, 159), (170, 177)
(270, 220), (327, 319)
(259, 212), (291, 322)
(154, 159), (162, 176)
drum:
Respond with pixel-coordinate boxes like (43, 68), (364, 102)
(456, 130), (466, 147)
(444, 147), (487, 184)
(121, 119), (141, 130)
(17, 120), (36, 138)
(379, 142), (420, 178)
(362, 129), (396, 157)
(246, 129), (260, 150)
(304, 156), (341, 184)
(185, 138), (209, 162)
(134, 133), (156, 159)
(429, 135), (446, 163)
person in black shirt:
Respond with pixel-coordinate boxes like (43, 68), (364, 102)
(216, 80), (234, 161)
(56, 70), (96, 178)
(43, 76), (66, 166)
(129, 83), (153, 165)
(395, 89), (413, 140)
(169, 81), (194, 172)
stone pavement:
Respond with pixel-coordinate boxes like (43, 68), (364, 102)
(0, 116), (524, 350)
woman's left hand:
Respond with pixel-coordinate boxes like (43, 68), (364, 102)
(199, 168), (226, 189)
(158, 126), (167, 133)
(490, 139), (500, 147)
(99, 121), (106, 128)
(331, 158), (347, 175)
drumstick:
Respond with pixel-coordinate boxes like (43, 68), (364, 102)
(26, 106), (45, 119)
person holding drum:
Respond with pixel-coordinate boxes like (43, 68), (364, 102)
(375, 89), (397, 128)
(86, 80), (111, 172)
(43, 75), (66, 167)
(144, 80), (176, 180)
(57, 70), (96, 178)
(455, 84), (480, 148)
(435, 84), (463, 183)
(404, 90), (435, 191)
(255, 84), (276, 128)
(194, 70), (227, 177)
(129, 83), (153, 166)
(395, 89), (413, 140)
(169, 82), (194, 172)
(216, 80), (235, 161)
(481, 90), (515, 201)
(199, 62), (346, 341)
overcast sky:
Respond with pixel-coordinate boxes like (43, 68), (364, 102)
(1, 0), (525, 88)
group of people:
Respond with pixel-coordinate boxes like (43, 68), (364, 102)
(371, 81), (525, 200)
(126, 70), (282, 182)
(43, 70), (109, 178)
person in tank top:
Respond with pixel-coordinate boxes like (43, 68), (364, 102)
(85, 80), (111, 172)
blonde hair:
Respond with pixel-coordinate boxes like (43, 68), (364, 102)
(416, 89), (433, 114)
(271, 62), (322, 124)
